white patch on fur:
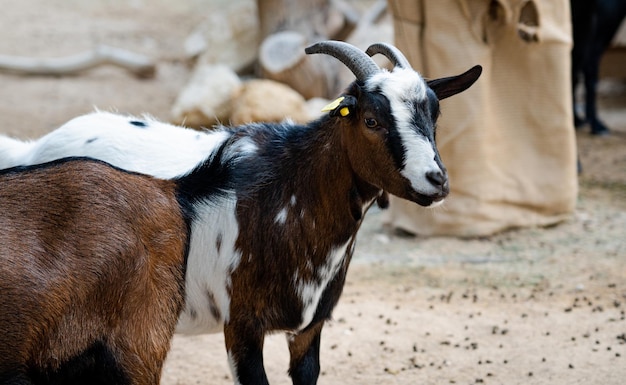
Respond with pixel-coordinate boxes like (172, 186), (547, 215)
(227, 351), (242, 385)
(277, 196), (298, 226)
(1, 111), (230, 178)
(274, 207), (288, 225)
(399, 136), (441, 195)
(227, 136), (258, 158)
(176, 195), (242, 334)
(0, 136), (36, 170)
(367, 68), (444, 200)
(294, 241), (350, 330)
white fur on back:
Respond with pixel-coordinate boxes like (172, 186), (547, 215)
(3, 111), (229, 178)
(0, 136), (36, 169)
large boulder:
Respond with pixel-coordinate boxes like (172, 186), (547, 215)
(171, 64), (242, 128)
(185, 0), (259, 73)
(230, 79), (310, 125)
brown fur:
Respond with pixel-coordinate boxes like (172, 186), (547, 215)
(229, 121), (367, 321)
(225, 111), (388, 382)
(0, 159), (188, 385)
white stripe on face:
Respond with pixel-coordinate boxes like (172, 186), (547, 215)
(367, 68), (445, 197)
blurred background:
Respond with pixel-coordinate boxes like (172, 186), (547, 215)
(0, 1), (624, 384)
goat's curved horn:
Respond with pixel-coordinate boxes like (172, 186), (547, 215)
(305, 40), (379, 82)
(365, 43), (411, 69)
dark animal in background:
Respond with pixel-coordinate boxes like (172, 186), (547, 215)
(571, 0), (626, 135)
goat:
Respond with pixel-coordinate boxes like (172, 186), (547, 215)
(0, 159), (190, 384)
(0, 41), (482, 385)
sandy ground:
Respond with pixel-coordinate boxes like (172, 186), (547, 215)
(1, 1), (625, 384)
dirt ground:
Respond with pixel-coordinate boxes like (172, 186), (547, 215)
(1, 1), (625, 384)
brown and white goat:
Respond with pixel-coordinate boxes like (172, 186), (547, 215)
(0, 41), (481, 385)
(0, 158), (191, 385)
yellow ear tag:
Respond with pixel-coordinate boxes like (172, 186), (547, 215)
(321, 96), (345, 112)
(339, 107), (350, 116)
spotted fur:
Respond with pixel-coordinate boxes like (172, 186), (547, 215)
(0, 43), (481, 384)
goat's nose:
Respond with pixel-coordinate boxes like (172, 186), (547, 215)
(426, 170), (447, 189)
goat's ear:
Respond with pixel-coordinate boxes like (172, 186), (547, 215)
(427, 65), (482, 101)
(322, 95), (358, 118)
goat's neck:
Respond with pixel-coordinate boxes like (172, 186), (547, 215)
(175, 122), (381, 334)
(177, 121), (382, 246)
(245, 122), (381, 247)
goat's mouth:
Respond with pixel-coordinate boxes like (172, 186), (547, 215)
(407, 189), (448, 207)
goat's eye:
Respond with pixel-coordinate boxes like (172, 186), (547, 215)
(364, 118), (377, 128)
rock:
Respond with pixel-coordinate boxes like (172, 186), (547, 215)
(259, 31), (334, 99)
(185, 0), (259, 73)
(230, 79), (309, 125)
(171, 64), (242, 128)
(304, 97), (331, 121)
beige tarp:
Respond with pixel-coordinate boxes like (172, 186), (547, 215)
(384, 0), (578, 237)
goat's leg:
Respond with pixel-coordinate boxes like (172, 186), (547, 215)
(570, 0), (596, 128)
(287, 322), (324, 385)
(583, 42), (611, 135)
(223, 321), (269, 385)
(583, 61), (605, 135)
(583, 0), (626, 135)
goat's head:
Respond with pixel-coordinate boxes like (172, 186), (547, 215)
(306, 41), (482, 207)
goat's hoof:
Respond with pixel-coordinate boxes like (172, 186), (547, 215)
(590, 120), (611, 136)
(591, 128), (610, 136)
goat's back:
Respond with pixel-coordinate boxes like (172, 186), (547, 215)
(17, 111), (228, 178)
(0, 158), (188, 384)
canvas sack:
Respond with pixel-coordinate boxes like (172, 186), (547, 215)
(385, 0), (578, 237)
